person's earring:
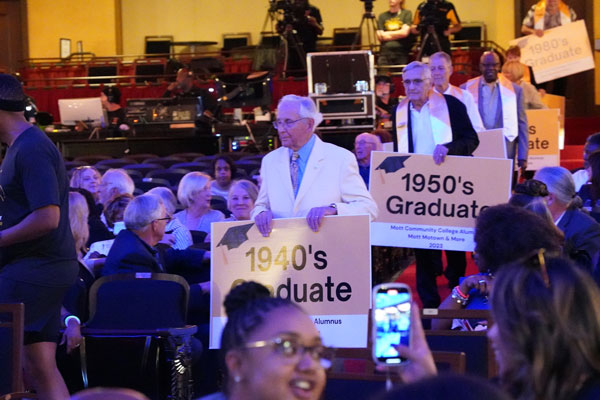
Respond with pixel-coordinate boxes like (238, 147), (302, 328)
(234, 375), (241, 383)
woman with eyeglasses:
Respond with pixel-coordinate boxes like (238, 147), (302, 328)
(432, 204), (563, 330)
(70, 165), (102, 203)
(199, 281), (331, 400)
(489, 253), (600, 400)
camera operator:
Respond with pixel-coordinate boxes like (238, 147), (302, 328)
(276, 0), (323, 54)
(411, 0), (462, 57)
(377, 0), (414, 66)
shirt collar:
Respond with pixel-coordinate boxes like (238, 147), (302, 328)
(290, 134), (316, 160)
(482, 79), (498, 89)
(409, 100), (429, 112)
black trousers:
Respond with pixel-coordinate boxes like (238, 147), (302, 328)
(414, 249), (466, 308)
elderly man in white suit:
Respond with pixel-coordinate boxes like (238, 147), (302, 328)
(251, 95), (378, 236)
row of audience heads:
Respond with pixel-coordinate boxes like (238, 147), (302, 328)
(69, 165), (259, 250)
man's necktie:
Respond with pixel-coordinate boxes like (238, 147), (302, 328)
(290, 151), (299, 196)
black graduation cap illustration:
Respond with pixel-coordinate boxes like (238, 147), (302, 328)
(217, 223), (255, 250)
(375, 155), (411, 174)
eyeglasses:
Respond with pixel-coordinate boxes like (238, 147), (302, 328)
(154, 215), (172, 223)
(273, 118), (309, 130)
(244, 336), (334, 369)
(481, 63), (500, 68)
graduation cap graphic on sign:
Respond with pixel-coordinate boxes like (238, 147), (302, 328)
(375, 155), (411, 174)
(217, 223), (254, 250)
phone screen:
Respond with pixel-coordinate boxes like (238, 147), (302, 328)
(374, 286), (411, 364)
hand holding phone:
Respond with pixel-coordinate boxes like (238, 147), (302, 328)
(372, 283), (412, 365)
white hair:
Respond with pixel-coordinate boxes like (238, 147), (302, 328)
(101, 169), (135, 196)
(402, 61), (432, 81)
(147, 186), (177, 215)
(124, 194), (163, 231)
(355, 132), (383, 151)
(278, 95), (323, 127)
(227, 179), (259, 211)
(535, 166), (576, 205)
(177, 171), (211, 208)
(429, 51), (452, 66)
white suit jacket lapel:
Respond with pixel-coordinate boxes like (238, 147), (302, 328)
(294, 136), (325, 208)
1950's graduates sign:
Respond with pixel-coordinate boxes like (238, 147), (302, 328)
(370, 152), (512, 251)
(210, 215), (371, 349)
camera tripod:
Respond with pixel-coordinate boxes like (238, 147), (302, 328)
(416, 24), (443, 60)
(259, 7), (307, 77)
(352, 10), (379, 51)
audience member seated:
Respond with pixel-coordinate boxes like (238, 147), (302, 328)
(210, 155), (236, 198)
(176, 172), (225, 234)
(374, 76), (398, 130)
(102, 194), (170, 276)
(86, 193), (133, 258)
(70, 166), (102, 203)
(534, 166), (600, 272)
(502, 61), (546, 110)
(103, 193), (134, 234)
(199, 281), (331, 400)
(101, 193), (209, 278)
(432, 204), (563, 330)
(573, 132), (600, 192)
(148, 186), (193, 249)
(100, 86), (129, 137)
(99, 168), (135, 214)
(71, 187), (114, 247)
(579, 152), (600, 223)
(490, 253), (600, 400)
(354, 132), (383, 188)
(510, 179), (564, 230)
(60, 191), (98, 354)
(224, 179), (259, 221)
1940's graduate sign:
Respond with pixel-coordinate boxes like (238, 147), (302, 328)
(210, 215), (371, 349)
(370, 152), (512, 251)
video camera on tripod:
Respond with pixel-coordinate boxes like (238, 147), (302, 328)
(359, 0), (375, 13)
(417, 0), (450, 32)
(269, 0), (309, 26)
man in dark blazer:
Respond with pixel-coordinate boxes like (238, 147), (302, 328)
(392, 61), (479, 308)
(102, 194), (169, 276)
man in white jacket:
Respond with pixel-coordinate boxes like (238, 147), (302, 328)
(251, 95), (377, 236)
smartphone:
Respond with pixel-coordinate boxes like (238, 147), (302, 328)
(372, 283), (412, 365)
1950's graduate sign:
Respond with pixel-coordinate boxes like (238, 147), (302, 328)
(370, 152), (512, 251)
(210, 215), (371, 349)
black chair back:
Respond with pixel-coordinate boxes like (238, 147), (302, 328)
(0, 303), (24, 395)
(86, 273), (189, 330)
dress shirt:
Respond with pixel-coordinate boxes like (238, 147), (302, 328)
(481, 81), (499, 130)
(289, 134), (316, 196)
(410, 101), (435, 155)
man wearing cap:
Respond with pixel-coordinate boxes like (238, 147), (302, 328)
(0, 74), (78, 398)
